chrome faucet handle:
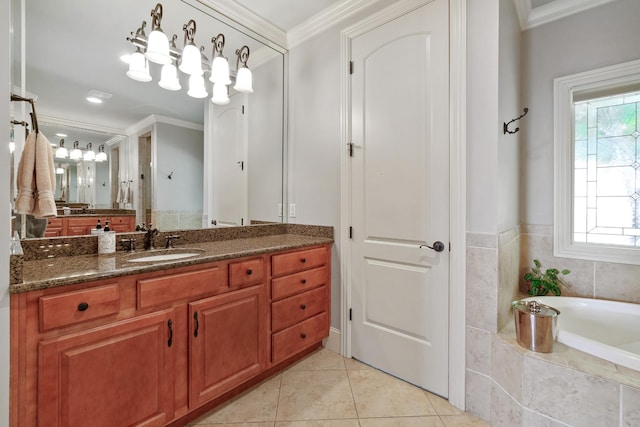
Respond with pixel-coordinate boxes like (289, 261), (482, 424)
(165, 235), (180, 249)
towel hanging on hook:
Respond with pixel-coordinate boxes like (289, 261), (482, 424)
(503, 107), (529, 135)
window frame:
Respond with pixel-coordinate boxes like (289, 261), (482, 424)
(554, 59), (640, 265)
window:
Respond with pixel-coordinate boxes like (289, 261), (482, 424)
(554, 59), (640, 265)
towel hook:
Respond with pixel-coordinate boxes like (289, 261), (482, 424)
(503, 107), (528, 135)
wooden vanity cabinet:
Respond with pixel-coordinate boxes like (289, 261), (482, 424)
(44, 218), (64, 237)
(10, 244), (331, 427)
(38, 310), (176, 427)
(108, 215), (135, 233)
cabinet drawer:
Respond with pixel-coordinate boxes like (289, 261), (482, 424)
(39, 284), (119, 331)
(229, 258), (264, 288)
(137, 266), (227, 309)
(272, 247), (327, 277)
(272, 286), (326, 332)
(271, 266), (327, 300)
(272, 312), (328, 364)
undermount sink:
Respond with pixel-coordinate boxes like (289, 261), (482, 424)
(125, 248), (205, 263)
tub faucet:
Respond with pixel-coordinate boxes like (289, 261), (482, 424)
(144, 226), (159, 250)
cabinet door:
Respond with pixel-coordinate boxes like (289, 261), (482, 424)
(44, 218), (64, 237)
(38, 310), (175, 427)
(189, 285), (265, 407)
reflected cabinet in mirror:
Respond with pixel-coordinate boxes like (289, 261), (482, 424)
(10, 0), (285, 238)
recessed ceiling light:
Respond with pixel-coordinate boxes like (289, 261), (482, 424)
(56, 133), (68, 137)
(86, 96), (103, 104)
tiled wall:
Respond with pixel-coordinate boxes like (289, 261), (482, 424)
(152, 210), (203, 232)
(465, 224), (640, 425)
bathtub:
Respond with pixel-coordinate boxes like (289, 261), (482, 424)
(523, 296), (640, 371)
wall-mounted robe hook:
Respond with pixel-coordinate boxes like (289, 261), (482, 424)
(503, 107), (529, 134)
(168, 171), (174, 179)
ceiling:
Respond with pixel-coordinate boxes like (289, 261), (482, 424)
(231, 0), (342, 32)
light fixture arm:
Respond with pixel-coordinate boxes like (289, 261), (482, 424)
(211, 33), (225, 57)
(182, 19), (197, 47)
(235, 45), (250, 69)
(150, 3), (164, 31)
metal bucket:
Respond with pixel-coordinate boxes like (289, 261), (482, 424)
(512, 300), (560, 353)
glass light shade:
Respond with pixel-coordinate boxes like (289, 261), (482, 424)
(145, 30), (171, 64)
(233, 67), (253, 93)
(95, 151), (108, 162)
(55, 147), (68, 158)
(187, 74), (208, 98)
(209, 56), (231, 85)
(179, 44), (203, 75)
(70, 148), (82, 160)
(9, 141), (15, 153)
(211, 83), (230, 105)
(84, 149), (96, 161)
(56, 167), (64, 175)
(158, 63), (181, 91)
(126, 51), (152, 82)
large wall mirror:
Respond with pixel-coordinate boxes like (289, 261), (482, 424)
(10, 0), (286, 238)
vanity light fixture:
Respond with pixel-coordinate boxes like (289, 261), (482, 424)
(69, 140), (82, 160)
(56, 164), (65, 175)
(55, 139), (69, 158)
(95, 144), (108, 162)
(125, 2), (254, 104)
(144, 3), (171, 65)
(233, 46), (253, 93)
(83, 143), (96, 161)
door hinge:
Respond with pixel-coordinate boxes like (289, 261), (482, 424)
(349, 61), (354, 74)
(349, 226), (353, 239)
(242, 105), (245, 114)
(348, 142), (354, 157)
(349, 308), (352, 321)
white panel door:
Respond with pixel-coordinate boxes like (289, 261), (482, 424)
(211, 93), (248, 227)
(350, 0), (450, 397)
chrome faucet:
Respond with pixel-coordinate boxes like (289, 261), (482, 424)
(120, 238), (136, 252)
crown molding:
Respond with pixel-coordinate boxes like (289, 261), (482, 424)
(287, 0), (382, 49)
(514, 0), (617, 31)
(39, 114), (126, 137)
(195, 0), (288, 50)
(126, 115), (203, 136)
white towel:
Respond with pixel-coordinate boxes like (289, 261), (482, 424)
(15, 132), (37, 214)
(15, 132), (57, 218)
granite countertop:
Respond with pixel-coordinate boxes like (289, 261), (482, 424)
(11, 224), (333, 294)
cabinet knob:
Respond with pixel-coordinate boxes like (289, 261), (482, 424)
(77, 302), (89, 312)
(300, 333), (307, 339)
(301, 258), (307, 263)
(300, 304), (306, 310)
(301, 279), (307, 284)
(247, 268), (253, 275)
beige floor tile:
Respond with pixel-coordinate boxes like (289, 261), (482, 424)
(440, 415), (491, 427)
(287, 348), (346, 371)
(425, 392), (464, 416)
(275, 420), (360, 426)
(276, 370), (357, 421)
(348, 369), (437, 418)
(196, 375), (282, 424)
(359, 416), (446, 426)
(343, 357), (375, 371)
(190, 423), (275, 427)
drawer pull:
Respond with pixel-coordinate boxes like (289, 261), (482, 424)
(300, 304), (306, 310)
(301, 279), (307, 284)
(193, 311), (199, 338)
(301, 258), (307, 263)
(77, 302), (89, 312)
(300, 333), (307, 339)
(167, 319), (173, 348)
(247, 268), (253, 275)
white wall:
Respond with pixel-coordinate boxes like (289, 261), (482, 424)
(1, 0), (11, 424)
(155, 122), (204, 212)
(520, 0), (640, 225)
(466, 0), (499, 233)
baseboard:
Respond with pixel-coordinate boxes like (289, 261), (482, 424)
(323, 327), (341, 354)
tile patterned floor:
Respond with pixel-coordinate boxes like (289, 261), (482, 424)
(188, 348), (489, 427)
